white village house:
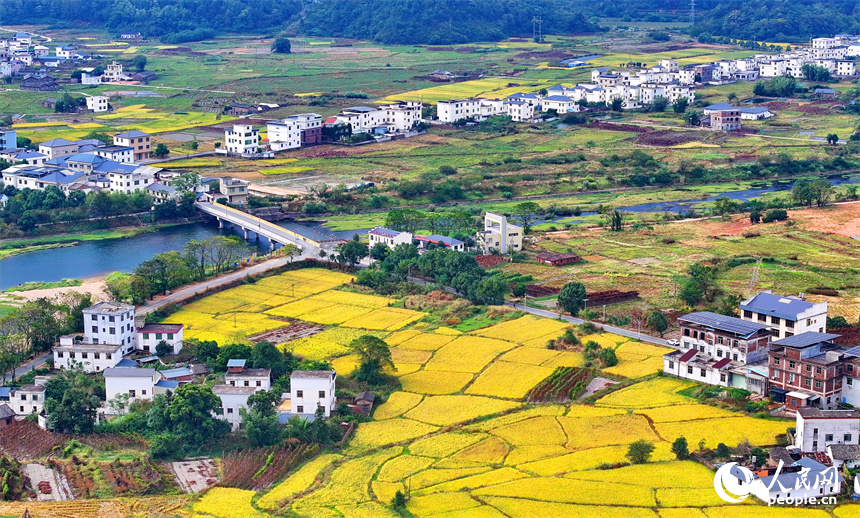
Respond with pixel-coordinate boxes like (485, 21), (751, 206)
(225, 359), (271, 391)
(287, 370), (337, 419)
(795, 407), (860, 452)
(136, 323), (184, 354)
(740, 291), (828, 339)
(368, 227), (412, 250)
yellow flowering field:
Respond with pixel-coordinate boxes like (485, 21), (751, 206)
(449, 437), (509, 465)
(433, 326), (462, 336)
(193, 488), (265, 518)
(386, 329), (421, 345)
(341, 307), (426, 330)
(539, 351), (585, 369)
(409, 432), (488, 458)
(424, 336), (517, 373)
(377, 455), (435, 483)
(398, 370), (475, 394)
(331, 354), (359, 375)
(403, 395), (520, 426)
(580, 333), (620, 349)
(482, 498), (660, 518)
(492, 416), (568, 446)
(504, 445), (572, 465)
(347, 419), (439, 452)
(390, 348), (432, 364)
(559, 414), (660, 450)
(298, 304), (376, 325)
(636, 404), (739, 423)
(465, 405), (566, 432)
(564, 460), (714, 488)
(654, 416), (789, 448)
(473, 478), (657, 507)
(465, 361), (554, 399)
(498, 346), (561, 365)
(396, 332), (456, 351)
(405, 492), (484, 517)
(604, 341), (673, 379)
(257, 454), (342, 510)
(409, 466), (492, 491)
(596, 377), (697, 409)
(282, 328), (386, 360)
(474, 315), (569, 343)
(415, 467), (526, 495)
(374, 392), (425, 420)
(296, 448), (401, 507)
(336, 501), (400, 518)
(565, 405), (626, 418)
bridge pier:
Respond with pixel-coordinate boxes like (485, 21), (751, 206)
(217, 217), (225, 229)
(243, 228), (249, 240)
(270, 240), (276, 251)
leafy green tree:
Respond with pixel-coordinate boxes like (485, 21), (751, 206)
(164, 384), (230, 444)
(153, 143), (169, 158)
(44, 370), (102, 434)
(513, 283), (527, 297)
(826, 133), (839, 146)
(605, 209), (624, 232)
(155, 340), (172, 357)
(715, 443), (732, 458)
(272, 37), (291, 54)
(650, 96), (669, 112)
(598, 347), (618, 367)
(762, 208), (788, 222)
(242, 390), (282, 447)
(671, 436), (689, 460)
(672, 97), (689, 114)
(370, 243), (391, 261)
(646, 311), (669, 337)
(827, 316), (849, 329)
(558, 281), (587, 317)
(173, 172), (201, 192)
(712, 195), (738, 217)
(133, 54), (147, 71)
(0, 456), (24, 500)
(679, 263), (721, 306)
(809, 179), (834, 206)
(512, 202), (542, 235)
(626, 440), (656, 464)
(609, 96), (624, 111)
(384, 208), (425, 234)
(337, 239), (369, 266)
(749, 209), (761, 224)
(251, 340), (290, 379)
(350, 335), (394, 384)
(749, 446), (767, 467)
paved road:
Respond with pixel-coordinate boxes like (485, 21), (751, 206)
(6, 352), (51, 381)
(138, 255), (312, 315)
(505, 302), (669, 346)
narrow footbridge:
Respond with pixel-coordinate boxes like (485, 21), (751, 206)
(195, 202), (344, 251)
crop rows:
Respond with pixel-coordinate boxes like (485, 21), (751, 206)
(221, 442), (319, 491)
(527, 367), (592, 403)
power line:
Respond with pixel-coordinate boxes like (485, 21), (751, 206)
(689, 0), (696, 26)
(532, 16), (543, 43)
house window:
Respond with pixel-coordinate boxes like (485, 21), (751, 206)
(806, 365), (812, 372)
(789, 361), (796, 369)
(143, 333), (149, 339)
(20, 395), (26, 401)
(167, 333), (174, 340)
(94, 353), (100, 360)
(318, 391), (326, 398)
(156, 333), (162, 340)
(786, 320), (794, 329)
(57, 352), (63, 358)
(91, 315), (97, 321)
(774, 358), (781, 366)
(771, 328), (780, 337)
(789, 374), (795, 383)
(720, 373), (726, 382)
(297, 405), (304, 413)
(815, 380), (822, 389)
(215, 408), (224, 415)
(849, 377), (854, 386)
(227, 408), (233, 414)
(717, 337), (724, 345)
(845, 434), (852, 441)
(296, 390), (303, 398)
(805, 378), (811, 387)
(142, 390), (147, 395)
(668, 361), (674, 369)
(700, 369), (707, 377)
(92, 326), (98, 333)
(229, 381), (235, 386)
(757, 313), (766, 322)
(687, 366), (693, 374)
(771, 316), (781, 325)
(109, 327), (116, 335)
(129, 390), (136, 397)
(109, 316), (115, 323)
(717, 350), (723, 358)
(244, 381), (250, 387)
(825, 434), (833, 441)
(684, 329), (690, 337)
(256, 380), (261, 387)
(816, 367), (823, 375)
(81, 352), (88, 359)
(849, 365), (854, 373)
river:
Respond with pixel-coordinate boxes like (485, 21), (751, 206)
(0, 221), (366, 291)
(2, 175), (857, 289)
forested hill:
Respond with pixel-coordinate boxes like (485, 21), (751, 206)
(0, 0), (303, 36)
(299, 0), (596, 44)
(0, 0), (857, 44)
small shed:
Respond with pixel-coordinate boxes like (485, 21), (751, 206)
(814, 88), (836, 100)
(535, 252), (581, 266)
(353, 391), (376, 414)
(0, 404), (15, 428)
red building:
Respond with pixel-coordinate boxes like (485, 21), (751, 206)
(535, 252), (581, 266)
(768, 332), (844, 410)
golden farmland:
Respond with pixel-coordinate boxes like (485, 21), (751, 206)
(158, 267), (854, 518)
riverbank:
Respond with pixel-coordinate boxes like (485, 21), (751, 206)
(0, 276), (109, 307)
(0, 222), (192, 260)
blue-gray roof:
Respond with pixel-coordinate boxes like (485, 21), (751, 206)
(757, 457), (843, 489)
(680, 311), (771, 336)
(544, 95), (573, 102)
(104, 366), (153, 376)
(369, 227), (403, 238)
(40, 138), (75, 147)
(740, 292), (815, 321)
(740, 107), (771, 114)
(147, 183), (176, 193)
(115, 358), (139, 368)
(346, 106), (376, 112)
(14, 151), (46, 159)
(844, 346), (860, 358)
(705, 103), (736, 111)
(67, 153), (106, 164)
(815, 88), (836, 94)
(227, 359), (247, 367)
(505, 100), (526, 105)
(415, 234), (464, 246)
(154, 379), (179, 389)
(508, 93), (539, 99)
(115, 130), (149, 138)
(0, 387), (12, 398)
(771, 332), (841, 348)
(160, 366), (193, 378)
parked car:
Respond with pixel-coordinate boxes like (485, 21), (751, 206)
(666, 339), (680, 346)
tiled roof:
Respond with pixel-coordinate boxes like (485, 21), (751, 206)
(103, 367), (154, 377)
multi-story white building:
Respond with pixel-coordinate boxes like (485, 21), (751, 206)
(136, 323), (183, 354)
(368, 227), (413, 249)
(676, 311), (772, 364)
(107, 167), (156, 194)
(334, 102), (422, 134)
(290, 370), (336, 417)
(84, 302), (136, 353)
(213, 384), (257, 430)
(54, 338), (124, 372)
(86, 95), (109, 113)
(104, 368), (160, 403)
(503, 100), (535, 122)
(94, 145), (134, 163)
(740, 291), (828, 339)
(266, 119), (302, 151)
(795, 407), (860, 452)
(218, 177), (250, 205)
(476, 212), (523, 254)
(225, 359), (271, 391)
(541, 95), (578, 113)
(114, 131), (151, 161)
(12, 384), (45, 416)
(223, 124), (259, 155)
(103, 61), (125, 81)
(38, 138), (78, 159)
(55, 45), (75, 59)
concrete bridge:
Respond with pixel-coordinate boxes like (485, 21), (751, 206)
(195, 202), (345, 252)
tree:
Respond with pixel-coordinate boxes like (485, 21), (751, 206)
(626, 440), (656, 464)
(350, 335), (394, 384)
(251, 340), (290, 379)
(513, 282), (527, 297)
(193, 339), (220, 363)
(242, 390), (282, 447)
(749, 446), (767, 467)
(826, 133), (839, 145)
(809, 179), (834, 207)
(605, 209), (624, 232)
(749, 209), (761, 224)
(385, 208), (425, 234)
(672, 97), (689, 114)
(190, 141), (199, 151)
(684, 109), (701, 126)
(153, 143), (169, 158)
(44, 370), (101, 434)
(216, 343), (253, 371)
(173, 172), (201, 192)
(133, 54), (147, 72)
(609, 96), (624, 111)
(337, 239), (369, 266)
(558, 281), (587, 317)
(164, 384), (230, 444)
(155, 340), (173, 357)
(827, 315), (849, 329)
(671, 436), (690, 460)
(650, 96), (669, 112)
(715, 443), (732, 458)
(646, 311), (669, 337)
(272, 37), (292, 54)
(512, 202), (542, 235)
(712, 195), (738, 217)
(679, 263), (721, 306)
(762, 209), (788, 222)
(370, 242), (390, 262)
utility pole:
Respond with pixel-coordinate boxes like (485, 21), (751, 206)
(689, 0), (696, 26)
(532, 16), (543, 43)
